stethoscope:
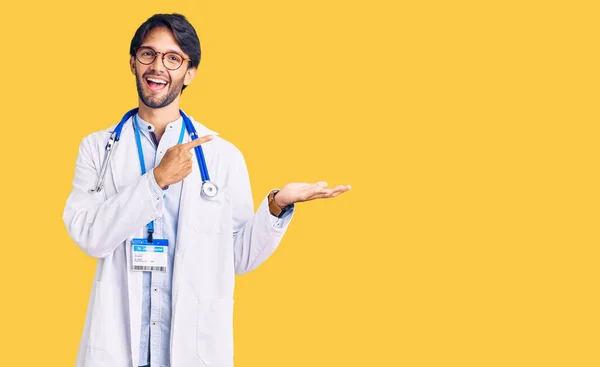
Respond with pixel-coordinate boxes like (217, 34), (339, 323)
(91, 108), (218, 198)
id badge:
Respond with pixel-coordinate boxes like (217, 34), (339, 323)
(132, 238), (168, 272)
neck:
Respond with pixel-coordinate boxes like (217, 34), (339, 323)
(137, 100), (181, 139)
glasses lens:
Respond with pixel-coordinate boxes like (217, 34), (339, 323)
(164, 52), (184, 70)
(136, 47), (156, 65)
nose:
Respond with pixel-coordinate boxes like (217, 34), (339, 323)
(151, 52), (167, 72)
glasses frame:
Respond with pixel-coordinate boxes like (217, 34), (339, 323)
(133, 46), (191, 71)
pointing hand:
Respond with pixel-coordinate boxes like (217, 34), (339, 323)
(153, 135), (214, 188)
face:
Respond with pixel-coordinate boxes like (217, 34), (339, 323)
(130, 27), (196, 109)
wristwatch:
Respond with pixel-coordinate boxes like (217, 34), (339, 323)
(268, 190), (294, 218)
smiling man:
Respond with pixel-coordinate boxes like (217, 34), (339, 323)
(63, 13), (350, 367)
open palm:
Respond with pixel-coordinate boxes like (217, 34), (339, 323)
(274, 181), (351, 207)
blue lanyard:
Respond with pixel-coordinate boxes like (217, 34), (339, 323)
(133, 114), (185, 241)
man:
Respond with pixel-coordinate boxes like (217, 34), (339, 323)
(63, 13), (350, 367)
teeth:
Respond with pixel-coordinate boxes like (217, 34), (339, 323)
(147, 78), (167, 84)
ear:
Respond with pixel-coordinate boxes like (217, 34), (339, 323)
(183, 66), (197, 86)
(129, 56), (136, 75)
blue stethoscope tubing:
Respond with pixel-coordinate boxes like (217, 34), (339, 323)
(91, 108), (218, 198)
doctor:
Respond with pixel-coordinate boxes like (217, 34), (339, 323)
(63, 13), (350, 367)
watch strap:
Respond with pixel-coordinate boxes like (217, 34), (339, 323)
(268, 190), (294, 218)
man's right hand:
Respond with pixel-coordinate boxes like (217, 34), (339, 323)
(153, 135), (214, 189)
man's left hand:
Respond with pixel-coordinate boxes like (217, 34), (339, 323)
(274, 182), (352, 208)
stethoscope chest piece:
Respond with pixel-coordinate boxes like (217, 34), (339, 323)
(201, 180), (219, 198)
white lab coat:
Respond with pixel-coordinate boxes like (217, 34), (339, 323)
(63, 116), (293, 367)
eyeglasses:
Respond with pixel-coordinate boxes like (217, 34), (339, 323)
(134, 46), (190, 71)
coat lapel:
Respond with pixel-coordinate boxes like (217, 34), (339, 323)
(175, 117), (219, 251)
(172, 117), (219, 327)
(109, 120), (141, 192)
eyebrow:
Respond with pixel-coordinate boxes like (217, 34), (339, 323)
(140, 45), (184, 55)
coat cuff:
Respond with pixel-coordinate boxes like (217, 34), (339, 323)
(264, 190), (295, 230)
(146, 169), (166, 215)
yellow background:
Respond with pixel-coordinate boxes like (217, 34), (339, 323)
(0, 0), (598, 366)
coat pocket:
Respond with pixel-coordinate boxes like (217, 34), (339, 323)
(197, 298), (234, 366)
(192, 188), (231, 234)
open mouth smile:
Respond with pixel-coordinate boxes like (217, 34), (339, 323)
(145, 77), (169, 92)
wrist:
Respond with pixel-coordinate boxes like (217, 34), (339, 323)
(274, 192), (287, 208)
(269, 189), (294, 218)
(153, 168), (167, 189)
(269, 190), (285, 217)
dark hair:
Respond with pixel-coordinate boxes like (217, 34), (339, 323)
(130, 13), (201, 92)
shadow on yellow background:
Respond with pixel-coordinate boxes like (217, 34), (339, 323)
(0, 1), (598, 366)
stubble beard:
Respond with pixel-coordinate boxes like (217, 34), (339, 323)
(135, 70), (184, 109)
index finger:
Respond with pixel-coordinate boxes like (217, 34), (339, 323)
(180, 135), (214, 149)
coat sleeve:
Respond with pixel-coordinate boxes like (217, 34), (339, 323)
(230, 149), (294, 274)
(62, 135), (166, 258)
